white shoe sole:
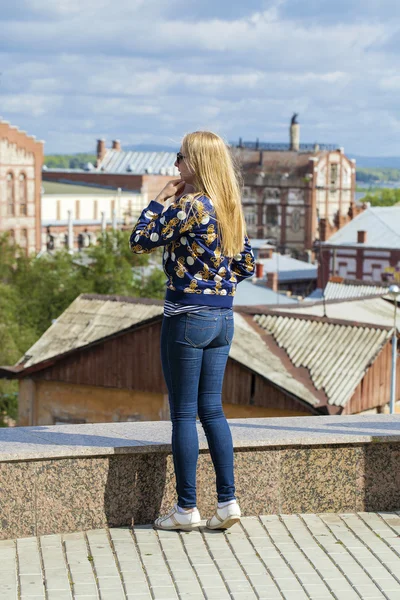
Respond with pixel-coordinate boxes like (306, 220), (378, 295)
(153, 522), (201, 532)
(206, 515), (241, 530)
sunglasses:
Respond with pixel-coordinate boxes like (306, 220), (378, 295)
(176, 152), (185, 163)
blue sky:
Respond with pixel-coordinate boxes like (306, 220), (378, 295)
(1, 0), (399, 155)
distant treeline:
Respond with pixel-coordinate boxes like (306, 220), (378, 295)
(361, 188), (400, 206)
(44, 153), (97, 169)
(356, 168), (400, 183)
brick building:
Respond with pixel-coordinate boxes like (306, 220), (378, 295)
(0, 119), (44, 252)
(42, 139), (179, 200)
(235, 115), (360, 256)
(317, 206), (400, 288)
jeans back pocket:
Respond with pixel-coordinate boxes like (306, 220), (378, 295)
(184, 313), (219, 348)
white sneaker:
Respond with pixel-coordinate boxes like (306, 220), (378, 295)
(206, 501), (241, 530)
(154, 504), (201, 531)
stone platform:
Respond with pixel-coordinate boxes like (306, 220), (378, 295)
(1, 415), (400, 540)
(2, 513), (400, 600)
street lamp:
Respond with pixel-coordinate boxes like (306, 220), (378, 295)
(388, 284), (400, 415)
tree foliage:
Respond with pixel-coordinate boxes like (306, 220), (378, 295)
(44, 153), (97, 169)
(362, 188), (400, 207)
(0, 231), (166, 424)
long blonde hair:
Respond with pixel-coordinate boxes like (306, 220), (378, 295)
(181, 131), (246, 257)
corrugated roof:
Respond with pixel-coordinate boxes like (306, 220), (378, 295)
(230, 313), (320, 407)
(97, 150), (180, 176)
(254, 313), (392, 407)
(11, 295), (319, 408)
(18, 295), (164, 369)
(274, 297), (400, 329)
(323, 281), (389, 301)
(323, 207), (400, 249)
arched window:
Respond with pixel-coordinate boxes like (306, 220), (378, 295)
(19, 173), (27, 216)
(6, 173), (15, 216)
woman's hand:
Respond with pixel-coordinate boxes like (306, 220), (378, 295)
(155, 179), (185, 204)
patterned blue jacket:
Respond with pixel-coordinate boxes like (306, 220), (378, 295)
(130, 194), (255, 308)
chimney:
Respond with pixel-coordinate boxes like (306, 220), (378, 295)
(255, 262), (264, 278)
(357, 230), (367, 244)
(290, 113), (300, 152)
(112, 139), (121, 151)
(319, 218), (327, 242)
(96, 139), (106, 164)
(266, 272), (278, 292)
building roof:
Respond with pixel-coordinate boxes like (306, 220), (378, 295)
(233, 279), (299, 306)
(97, 150), (180, 176)
(42, 181), (138, 195)
(322, 207), (400, 249)
(254, 312), (392, 407)
(17, 295), (164, 370)
(257, 253), (317, 282)
(2, 294), (318, 408)
(237, 149), (317, 178)
(273, 296), (400, 329)
(308, 280), (390, 302)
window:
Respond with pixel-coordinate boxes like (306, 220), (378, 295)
(19, 173), (27, 216)
(266, 204), (278, 226)
(291, 209), (301, 233)
(20, 229), (28, 255)
(93, 200), (98, 220)
(6, 173), (14, 216)
(330, 164), (338, 188)
(75, 200), (80, 220)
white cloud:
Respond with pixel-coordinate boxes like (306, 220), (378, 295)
(0, 1), (399, 154)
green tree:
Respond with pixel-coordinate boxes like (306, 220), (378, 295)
(362, 188), (400, 207)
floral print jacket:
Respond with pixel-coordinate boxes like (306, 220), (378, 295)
(130, 194), (255, 307)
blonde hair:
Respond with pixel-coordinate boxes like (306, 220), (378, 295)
(181, 131), (246, 257)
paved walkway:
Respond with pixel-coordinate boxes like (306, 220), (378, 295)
(2, 513), (400, 600)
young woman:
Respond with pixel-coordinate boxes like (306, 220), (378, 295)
(130, 131), (255, 531)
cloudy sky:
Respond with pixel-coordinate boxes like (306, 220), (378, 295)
(1, 0), (399, 155)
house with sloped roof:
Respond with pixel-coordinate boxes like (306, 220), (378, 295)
(318, 207), (400, 288)
(1, 294), (398, 426)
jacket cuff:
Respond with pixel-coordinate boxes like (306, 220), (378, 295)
(148, 200), (164, 213)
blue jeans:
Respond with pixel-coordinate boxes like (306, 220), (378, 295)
(160, 308), (235, 508)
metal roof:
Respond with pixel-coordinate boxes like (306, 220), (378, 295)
(97, 150), (180, 176)
(234, 280), (298, 306)
(257, 253), (317, 282)
(274, 297), (400, 329)
(322, 207), (400, 249)
(322, 281), (389, 301)
(254, 313), (391, 407)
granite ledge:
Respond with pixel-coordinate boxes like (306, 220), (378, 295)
(1, 415), (400, 463)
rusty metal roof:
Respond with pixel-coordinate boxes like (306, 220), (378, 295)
(254, 313), (392, 407)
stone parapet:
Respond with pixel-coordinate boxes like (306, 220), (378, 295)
(1, 415), (400, 539)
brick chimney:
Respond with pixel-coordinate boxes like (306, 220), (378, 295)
(319, 218), (327, 242)
(290, 113), (300, 152)
(112, 139), (121, 151)
(266, 272), (278, 292)
(255, 262), (264, 278)
(357, 230), (367, 244)
(96, 139), (106, 165)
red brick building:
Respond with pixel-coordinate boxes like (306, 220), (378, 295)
(318, 207), (400, 288)
(0, 120), (44, 252)
(235, 116), (362, 256)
